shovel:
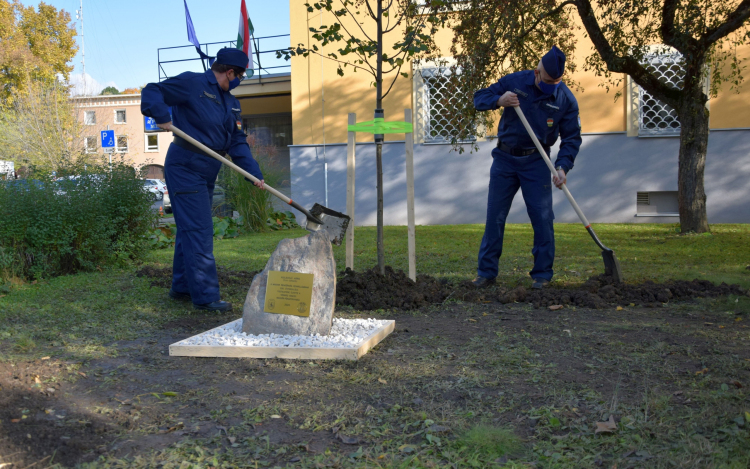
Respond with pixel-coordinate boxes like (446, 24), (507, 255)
(512, 106), (624, 283)
(169, 126), (350, 245)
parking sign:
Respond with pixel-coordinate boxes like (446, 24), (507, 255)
(100, 130), (115, 151)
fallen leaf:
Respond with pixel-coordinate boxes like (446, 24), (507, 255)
(482, 312), (488, 316)
(378, 378), (387, 384)
(629, 303), (635, 307)
(78, 372), (87, 378)
(41, 356), (50, 360)
(227, 436), (236, 444)
(731, 380), (743, 388)
(399, 444), (417, 453)
(595, 415), (617, 434)
(158, 422), (184, 434)
(468, 318), (477, 322)
(46, 388), (55, 393)
(695, 368), (709, 375)
(289, 456), (301, 463)
(548, 304), (563, 311)
(719, 325), (725, 329)
(616, 306), (623, 311)
(34, 377), (41, 384)
(673, 391), (683, 396)
(270, 414), (282, 419)
(162, 392), (178, 397)
(11, 419), (20, 423)
(337, 433), (358, 445)
(704, 322), (714, 326)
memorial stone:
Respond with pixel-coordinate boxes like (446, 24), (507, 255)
(242, 231), (336, 336)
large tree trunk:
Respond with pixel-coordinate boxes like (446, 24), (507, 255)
(676, 93), (710, 233)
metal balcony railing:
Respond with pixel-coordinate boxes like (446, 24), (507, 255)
(157, 34), (291, 83)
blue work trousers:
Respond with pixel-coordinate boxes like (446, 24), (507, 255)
(164, 144), (223, 305)
(477, 149), (555, 281)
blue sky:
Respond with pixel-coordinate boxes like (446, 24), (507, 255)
(20, 0), (291, 93)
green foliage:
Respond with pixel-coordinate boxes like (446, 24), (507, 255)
(0, 161), (155, 280)
(266, 210), (299, 231)
(212, 216), (243, 239)
(99, 86), (120, 95)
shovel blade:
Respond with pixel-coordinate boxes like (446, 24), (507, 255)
(602, 249), (623, 284)
(305, 203), (350, 245)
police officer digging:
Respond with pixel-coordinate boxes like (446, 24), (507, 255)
(141, 48), (264, 311)
(472, 46), (582, 290)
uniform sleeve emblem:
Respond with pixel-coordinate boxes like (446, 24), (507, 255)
(547, 118), (554, 127)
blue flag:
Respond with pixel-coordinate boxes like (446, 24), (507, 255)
(184, 0), (213, 64)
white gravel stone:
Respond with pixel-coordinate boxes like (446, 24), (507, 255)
(173, 318), (390, 349)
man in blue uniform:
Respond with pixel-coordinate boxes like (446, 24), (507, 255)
(141, 48), (264, 311)
(472, 46), (582, 289)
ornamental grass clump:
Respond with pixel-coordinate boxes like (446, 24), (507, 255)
(0, 161), (155, 281)
(220, 135), (291, 233)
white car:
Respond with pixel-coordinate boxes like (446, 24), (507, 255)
(145, 178), (167, 194)
(143, 180), (163, 201)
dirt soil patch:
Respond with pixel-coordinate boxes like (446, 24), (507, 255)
(335, 266), (748, 310)
(135, 265), (259, 297)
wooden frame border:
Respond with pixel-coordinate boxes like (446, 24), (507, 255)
(169, 319), (395, 360)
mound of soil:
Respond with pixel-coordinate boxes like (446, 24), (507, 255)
(335, 267), (748, 311)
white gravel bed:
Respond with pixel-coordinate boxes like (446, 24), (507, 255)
(173, 317), (391, 349)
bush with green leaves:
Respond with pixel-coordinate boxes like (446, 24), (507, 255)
(0, 162), (155, 280)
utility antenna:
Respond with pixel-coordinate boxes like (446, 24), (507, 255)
(76, 0), (85, 92)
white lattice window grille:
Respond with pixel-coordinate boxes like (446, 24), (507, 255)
(418, 67), (475, 144)
(637, 51), (684, 137)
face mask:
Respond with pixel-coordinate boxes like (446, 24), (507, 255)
(537, 78), (560, 95)
(228, 77), (241, 91)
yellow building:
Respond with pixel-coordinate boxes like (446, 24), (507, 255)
(286, 2), (750, 224)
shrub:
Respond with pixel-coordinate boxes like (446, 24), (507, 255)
(0, 161), (155, 281)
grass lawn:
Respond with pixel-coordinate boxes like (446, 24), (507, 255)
(0, 223), (748, 468)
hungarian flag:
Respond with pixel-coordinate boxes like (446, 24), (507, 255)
(236, 0), (255, 77)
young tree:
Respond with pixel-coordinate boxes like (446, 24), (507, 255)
(0, 78), (84, 172)
(0, 0), (77, 104)
(438, 0), (750, 233)
(279, 0), (443, 274)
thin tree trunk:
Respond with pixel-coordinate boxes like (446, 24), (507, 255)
(676, 93), (710, 233)
(375, 0), (385, 275)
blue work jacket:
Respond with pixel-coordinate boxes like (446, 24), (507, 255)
(141, 69), (263, 180)
(474, 70), (582, 173)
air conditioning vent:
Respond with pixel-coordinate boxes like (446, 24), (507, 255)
(637, 192), (650, 205)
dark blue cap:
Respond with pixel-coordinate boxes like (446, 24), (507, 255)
(215, 48), (249, 69)
(541, 45), (566, 80)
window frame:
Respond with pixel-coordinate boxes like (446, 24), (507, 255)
(84, 110), (96, 126)
(413, 60), (476, 145)
(115, 135), (129, 153)
(114, 109), (127, 124)
(145, 133), (159, 152)
(84, 136), (97, 153)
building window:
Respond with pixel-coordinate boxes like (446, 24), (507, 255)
(145, 134), (159, 152)
(637, 50), (684, 137)
(116, 135), (128, 153)
(635, 191), (679, 217)
(84, 111), (96, 125)
(416, 66), (475, 144)
(114, 109), (127, 124)
(84, 136), (97, 153)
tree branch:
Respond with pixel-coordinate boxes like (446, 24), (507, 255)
(574, 0), (681, 107)
(338, 0), (374, 42)
(702, 0), (750, 47)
